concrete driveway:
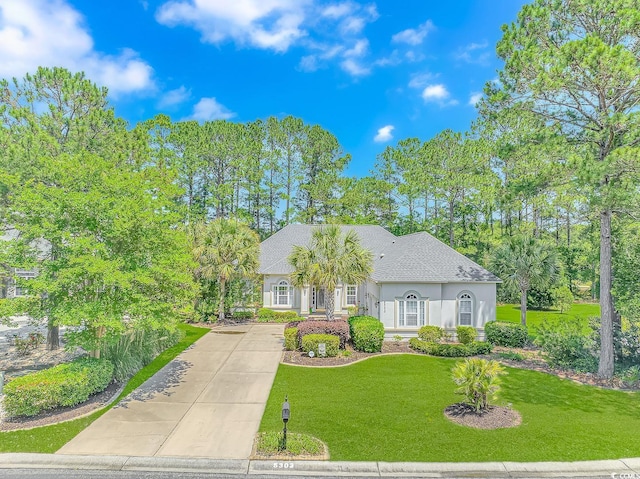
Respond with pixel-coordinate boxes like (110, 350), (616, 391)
(57, 323), (284, 459)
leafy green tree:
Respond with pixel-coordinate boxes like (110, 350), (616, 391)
(191, 218), (260, 322)
(494, 0), (640, 377)
(0, 68), (196, 354)
(288, 225), (373, 320)
(490, 236), (558, 326)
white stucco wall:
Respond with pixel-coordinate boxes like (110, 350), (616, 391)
(377, 282), (496, 331)
(262, 274), (497, 328)
(440, 283), (496, 329)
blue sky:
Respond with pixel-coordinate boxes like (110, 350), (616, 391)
(0, 0), (527, 176)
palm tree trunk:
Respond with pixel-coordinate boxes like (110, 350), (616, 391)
(325, 289), (335, 321)
(520, 289), (527, 326)
(218, 278), (227, 322)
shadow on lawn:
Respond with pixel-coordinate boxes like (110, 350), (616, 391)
(115, 358), (192, 407)
(503, 368), (639, 417)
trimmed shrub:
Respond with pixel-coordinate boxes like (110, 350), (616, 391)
(469, 341), (493, 355)
(456, 326), (477, 345)
(409, 338), (493, 357)
(302, 334), (339, 357)
(257, 308), (300, 323)
(418, 325), (445, 343)
(4, 357), (114, 417)
(347, 315), (378, 335)
(297, 320), (350, 349)
(284, 327), (299, 351)
(257, 308), (275, 320)
(485, 321), (529, 348)
(452, 358), (506, 412)
(351, 318), (384, 353)
(231, 310), (254, 320)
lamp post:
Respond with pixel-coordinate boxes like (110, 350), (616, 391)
(281, 395), (290, 451)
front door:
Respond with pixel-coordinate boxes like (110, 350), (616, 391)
(312, 287), (326, 310)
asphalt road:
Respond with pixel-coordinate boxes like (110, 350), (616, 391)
(0, 470), (615, 479)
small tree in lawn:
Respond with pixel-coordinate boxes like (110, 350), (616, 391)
(490, 236), (558, 326)
(288, 225), (373, 320)
(192, 218), (260, 322)
(452, 358), (506, 413)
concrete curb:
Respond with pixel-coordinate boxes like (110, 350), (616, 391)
(0, 453), (639, 477)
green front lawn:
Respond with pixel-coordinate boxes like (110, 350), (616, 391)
(0, 323), (209, 453)
(497, 302), (600, 332)
(260, 355), (640, 462)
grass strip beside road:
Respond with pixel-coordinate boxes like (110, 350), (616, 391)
(0, 323), (209, 453)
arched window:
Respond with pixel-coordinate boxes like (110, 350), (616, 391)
(273, 280), (293, 306)
(398, 292), (427, 327)
(458, 292), (473, 326)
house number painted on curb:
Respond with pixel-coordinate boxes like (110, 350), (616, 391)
(273, 462), (294, 469)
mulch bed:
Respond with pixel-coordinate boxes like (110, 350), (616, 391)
(0, 381), (123, 431)
(444, 403), (522, 429)
(282, 341), (416, 366)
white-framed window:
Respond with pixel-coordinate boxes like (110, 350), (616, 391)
(397, 292), (427, 327)
(458, 292), (473, 326)
(272, 280), (293, 306)
(346, 285), (357, 306)
(14, 269), (37, 297)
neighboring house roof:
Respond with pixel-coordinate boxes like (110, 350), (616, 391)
(259, 224), (501, 283)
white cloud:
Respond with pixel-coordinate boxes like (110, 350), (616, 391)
(392, 20), (434, 46)
(189, 97), (236, 121)
(298, 55), (319, 72)
(340, 16), (365, 34)
(322, 2), (354, 18)
(469, 92), (483, 106)
(374, 125), (394, 143)
(422, 84), (449, 101)
(0, 0), (154, 96)
(156, 0), (309, 52)
(455, 41), (491, 65)
(421, 84), (458, 106)
(408, 72), (435, 89)
(340, 59), (370, 76)
(158, 86), (191, 108)
(344, 39), (369, 58)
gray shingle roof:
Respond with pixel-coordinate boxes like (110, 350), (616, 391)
(259, 225), (500, 283)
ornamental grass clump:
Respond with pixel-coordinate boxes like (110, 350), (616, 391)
(451, 358), (506, 412)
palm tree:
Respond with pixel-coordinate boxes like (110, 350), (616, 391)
(490, 236), (558, 326)
(191, 218), (260, 322)
(288, 225), (373, 320)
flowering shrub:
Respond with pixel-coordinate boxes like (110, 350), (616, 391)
(297, 320), (350, 348)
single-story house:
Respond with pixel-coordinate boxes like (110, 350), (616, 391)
(259, 224), (501, 336)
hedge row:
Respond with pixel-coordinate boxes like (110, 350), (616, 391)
(348, 316), (384, 352)
(4, 357), (114, 417)
(485, 321), (529, 347)
(257, 308), (300, 323)
(301, 334), (340, 357)
(409, 338), (492, 357)
(297, 320), (350, 348)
